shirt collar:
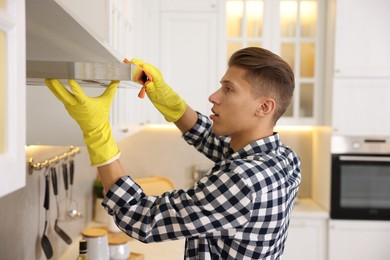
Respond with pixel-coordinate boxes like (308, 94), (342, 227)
(227, 132), (281, 160)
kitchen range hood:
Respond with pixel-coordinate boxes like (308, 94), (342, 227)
(27, 61), (139, 88)
(26, 0), (139, 88)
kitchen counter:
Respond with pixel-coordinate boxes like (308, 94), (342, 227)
(59, 225), (185, 260)
(60, 199), (327, 259)
(128, 238), (184, 259)
(292, 198), (329, 219)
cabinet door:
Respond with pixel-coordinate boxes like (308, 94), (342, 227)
(160, 12), (220, 121)
(332, 78), (390, 136)
(0, 0), (26, 197)
(283, 218), (327, 260)
(329, 220), (390, 260)
(334, 0), (390, 77)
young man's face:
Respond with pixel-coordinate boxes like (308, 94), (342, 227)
(209, 66), (265, 138)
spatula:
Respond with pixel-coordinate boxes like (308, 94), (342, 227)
(41, 173), (53, 259)
(51, 167), (72, 245)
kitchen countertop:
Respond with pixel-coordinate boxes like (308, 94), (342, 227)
(60, 199), (328, 259)
(292, 198), (329, 219)
(128, 238), (184, 259)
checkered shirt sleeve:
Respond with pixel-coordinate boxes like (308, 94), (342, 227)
(183, 112), (233, 162)
(102, 112), (301, 260)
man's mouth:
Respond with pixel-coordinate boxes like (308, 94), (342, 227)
(210, 109), (219, 119)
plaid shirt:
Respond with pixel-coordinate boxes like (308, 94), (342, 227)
(103, 113), (301, 259)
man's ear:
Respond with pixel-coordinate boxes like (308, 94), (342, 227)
(255, 98), (275, 117)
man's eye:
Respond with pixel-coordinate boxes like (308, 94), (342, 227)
(223, 87), (231, 92)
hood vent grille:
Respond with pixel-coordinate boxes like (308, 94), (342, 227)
(27, 61), (141, 88)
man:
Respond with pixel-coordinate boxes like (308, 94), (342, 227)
(46, 47), (301, 259)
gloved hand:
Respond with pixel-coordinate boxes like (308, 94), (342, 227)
(130, 58), (186, 122)
(45, 79), (120, 166)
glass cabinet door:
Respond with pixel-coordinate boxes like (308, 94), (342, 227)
(226, 0), (324, 125)
(0, 0), (26, 197)
(0, 27), (5, 154)
(226, 0), (264, 58)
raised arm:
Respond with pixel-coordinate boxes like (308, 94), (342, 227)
(46, 59), (198, 193)
(45, 79), (126, 191)
(130, 58), (197, 133)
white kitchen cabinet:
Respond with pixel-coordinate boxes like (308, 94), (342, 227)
(333, 0), (390, 78)
(109, 0), (226, 126)
(109, 0), (162, 127)
(330, 0), (390, 136)
(283, 218), (327, 260)
(283, 201), (328, 260)
(332, 78), (390, 136)
(128, 0), (225, 124)
(130, 0), (224, 124)
(0, 0), (26, 197)
(329, 220), (390, 260)
(159, 11), (221, 121)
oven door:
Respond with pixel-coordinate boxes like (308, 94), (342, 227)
(331, 154), (390, 220)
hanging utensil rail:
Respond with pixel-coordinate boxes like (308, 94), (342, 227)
(27, 146), (80, 175)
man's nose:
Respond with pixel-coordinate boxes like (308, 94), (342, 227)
(208, 89), (219, 104)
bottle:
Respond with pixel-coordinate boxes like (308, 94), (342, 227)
(77, 240), (88, 260)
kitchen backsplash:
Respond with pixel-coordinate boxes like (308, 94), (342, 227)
(0, 146), (96, 260)
(0, 125), (330, 259)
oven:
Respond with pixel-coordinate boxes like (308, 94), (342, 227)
(331, 136), (390, 220)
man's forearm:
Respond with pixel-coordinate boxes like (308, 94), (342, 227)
(174, 105), (198, 133)
(97, 159), (127, 192)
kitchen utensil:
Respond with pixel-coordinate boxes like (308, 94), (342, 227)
(62, 162), (69, 200)
(41, 173), (53, 259)
(51, 167), (72, 245)
(56, 162), (68, 220)
(67, 160), (82, 220)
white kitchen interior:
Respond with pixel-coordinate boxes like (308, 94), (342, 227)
(1, 0), (390, 259)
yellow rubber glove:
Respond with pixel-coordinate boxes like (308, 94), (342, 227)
(130, 58), (186, 122)
(45, 79), (120, 166)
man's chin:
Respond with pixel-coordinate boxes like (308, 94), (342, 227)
(211, 124), (225, 136)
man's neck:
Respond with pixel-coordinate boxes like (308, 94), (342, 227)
(230, 128), (274, 152)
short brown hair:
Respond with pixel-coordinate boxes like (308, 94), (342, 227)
(228, 47), (294, 124)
